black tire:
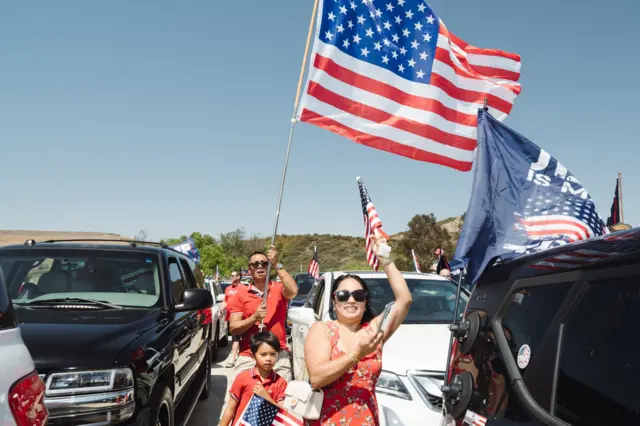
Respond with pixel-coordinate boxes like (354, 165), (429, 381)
(219, 321), (229, 347)
(149, 385), (174, 426)
(199, 348), (211, 400)
(210, 324), (219, 363)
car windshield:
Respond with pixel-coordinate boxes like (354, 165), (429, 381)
(296, 275), (316, 296)
(360, 277), (469, 324)
(0, 249), (162, 308)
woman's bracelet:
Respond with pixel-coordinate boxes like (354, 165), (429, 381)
(348, 351), (359, 365)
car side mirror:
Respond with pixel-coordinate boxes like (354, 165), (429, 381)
(174, 288), (213, 312)
(288, 307), (316, 327)
(216, 294), (225, 303)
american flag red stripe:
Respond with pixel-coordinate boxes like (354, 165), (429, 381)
(297, 0), (522, 172)
(519, 215), (604, 243)
(529, 249), (615, 270)
(308, 248), (320, 279)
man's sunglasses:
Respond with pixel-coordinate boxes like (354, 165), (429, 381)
(249, 261), (269, 268)
(333, 289), (367, 303)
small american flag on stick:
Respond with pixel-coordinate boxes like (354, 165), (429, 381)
(308, 246), (320, 279)
(411, 249), (421, 272)
(357, 176), (388, 271)
(238, 395), (302, 426)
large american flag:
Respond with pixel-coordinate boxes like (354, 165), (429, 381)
(357, 177), (388, 270)
(308, 247), (320, 279)
(238, 396), (302, 426)
(297, 0), (522, 171)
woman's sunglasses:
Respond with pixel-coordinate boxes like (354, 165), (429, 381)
(333, 289), (367, 303)
(249, 260), (269, 268)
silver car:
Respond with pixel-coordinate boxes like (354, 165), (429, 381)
(0, 271), (48, 425)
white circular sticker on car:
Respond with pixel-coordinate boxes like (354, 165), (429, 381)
(517, 344), (531, 369)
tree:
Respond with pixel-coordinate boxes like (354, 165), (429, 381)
(243, 233), (267, 256)
(394, 214), (455, 272)
(219, 229), (247, 258)
(134, 229), (149, 242)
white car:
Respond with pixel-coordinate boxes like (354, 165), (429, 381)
(287, 271), (469, 426)
(0, 273), (48, 425)
(204, 279), (230, 361)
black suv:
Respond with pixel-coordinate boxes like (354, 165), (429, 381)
(0, 240), (214, 426)
(442, 228), (640, 425)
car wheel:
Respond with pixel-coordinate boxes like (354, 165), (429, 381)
(199, 348), (211, 400)
(210, 324), (219, 362)
(149, 385), (174, 426)
(219, 321), (229, 347)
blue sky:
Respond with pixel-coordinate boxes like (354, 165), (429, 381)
(1, 0), (637, 241)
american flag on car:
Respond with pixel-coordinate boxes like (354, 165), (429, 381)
(308, 247), (320, 279)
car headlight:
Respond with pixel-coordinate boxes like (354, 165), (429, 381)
(46, 368), (134, 396)
(376, 370), (412, 400)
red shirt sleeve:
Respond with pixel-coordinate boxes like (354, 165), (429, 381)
(227, 287), (245, 317)
(229, 372), (247, 401)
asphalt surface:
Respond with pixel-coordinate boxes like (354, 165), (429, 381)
(188, 342), (235, 426)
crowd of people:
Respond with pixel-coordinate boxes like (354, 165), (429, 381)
(216, 235), (412, 426)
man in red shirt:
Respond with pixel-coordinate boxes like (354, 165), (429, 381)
(222, 270), (243, 367)
(228, 245), (298, 381)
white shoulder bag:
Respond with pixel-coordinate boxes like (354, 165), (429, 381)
(283, 380), (324, 420)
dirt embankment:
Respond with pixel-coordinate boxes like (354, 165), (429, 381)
(0, 230), (128, 246)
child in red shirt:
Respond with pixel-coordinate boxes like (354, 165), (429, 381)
(220, 331), (288, 426)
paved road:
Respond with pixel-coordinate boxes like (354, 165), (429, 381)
(188, 344), (234, 426)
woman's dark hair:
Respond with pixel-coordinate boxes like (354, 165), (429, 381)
(331, 274), (376, 324)
(250, 331), (281, 354)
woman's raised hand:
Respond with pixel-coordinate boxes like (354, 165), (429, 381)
(354, 330), (383, 360)
(370, 232), (392, 266)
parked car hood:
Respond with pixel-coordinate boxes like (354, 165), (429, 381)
(381, 324), (452, 375)
(15, 307), (160, 372)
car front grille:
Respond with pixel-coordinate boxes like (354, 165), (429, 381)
(407, 370), (444, 412)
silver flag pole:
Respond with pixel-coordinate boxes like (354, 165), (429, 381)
(258, 0), (320, 331)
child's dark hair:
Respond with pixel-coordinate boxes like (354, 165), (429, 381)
(250, 331), (281, 354)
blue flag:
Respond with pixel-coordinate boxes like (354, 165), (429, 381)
(169, 238), (201, 263)
(452, 110), (608, 286)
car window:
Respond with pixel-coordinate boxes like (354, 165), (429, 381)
(24, 258), (54, 284)
(187, 258), (205, 289)
(328, 278), (471, 324)
(554, 275), (640, 425)
(306, 281), (319, 308)
(313, 280), (325, 317)
(169, 258), (187, 305)
(0, 270), (15, 329)
(2, 249), (162, 308)
(178, 258), (198, 289)
(501, 283), (572, 363)
(296, 275), (316, 296)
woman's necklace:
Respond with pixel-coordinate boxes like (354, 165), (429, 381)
(340, 323), (360, 337)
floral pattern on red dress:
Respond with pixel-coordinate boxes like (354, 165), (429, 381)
(306, 321), (382, 426)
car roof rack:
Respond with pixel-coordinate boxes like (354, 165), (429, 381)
(24, 238), (170, 249)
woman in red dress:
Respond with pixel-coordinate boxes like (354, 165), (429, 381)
(304, 235), (412, 426)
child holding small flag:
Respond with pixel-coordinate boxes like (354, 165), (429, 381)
(220, 331), (291, 426)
